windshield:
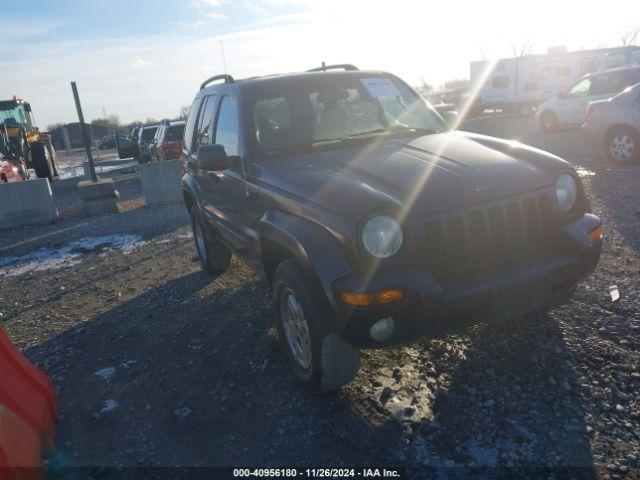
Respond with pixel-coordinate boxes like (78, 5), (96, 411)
(0, 104), (32, 130)
(252, 75), (444, 153)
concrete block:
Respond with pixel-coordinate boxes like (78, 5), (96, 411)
(0, 178), (58, 229)
(139, 159), (182, 207)
(78, 178), (120, 215)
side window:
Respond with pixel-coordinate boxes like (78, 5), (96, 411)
(567, 78), (591, 96)
(214, 96), (240, 156)
(492, 76), (509, 88)
(196, 95), (218, 149)
(589, 74), (619, 96)
(183, 97), (202, 153)
(254, 97), (291, 152)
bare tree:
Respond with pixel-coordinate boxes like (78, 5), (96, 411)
(511, 38), (533, 57)
(178, 105), (190, 120)
(620, 24), (640, 46)
(46, 122), (64, 132)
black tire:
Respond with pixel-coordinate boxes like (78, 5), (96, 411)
(605, 126), (640, 165)
(540, 110), (558, 131)
(30, 143), (54, 182)
(190, 206), (231, 274)
(48, 144), (59, 177)
(272, 259), (360, 392)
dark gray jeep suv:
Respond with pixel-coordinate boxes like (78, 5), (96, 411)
(181, 65), (602, 392)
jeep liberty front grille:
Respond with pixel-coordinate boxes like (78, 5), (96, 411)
(424, 191), (559, 278)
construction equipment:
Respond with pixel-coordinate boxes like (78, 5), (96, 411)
(0, 97), (59, 182)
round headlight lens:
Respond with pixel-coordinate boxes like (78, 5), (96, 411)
(361, 215), (403, 258)
(555, 174), (578, 213)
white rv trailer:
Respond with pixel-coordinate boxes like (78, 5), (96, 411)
(470, 45), (640, 114)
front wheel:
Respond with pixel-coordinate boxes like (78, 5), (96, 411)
(606, 127), (639, 164)
(540, 110), (559, 131)
(190, 206), (231, 274)
(272, 259), (360, 392)
(30, 143), (54, 182)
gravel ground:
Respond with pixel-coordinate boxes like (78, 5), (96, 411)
(1, 117), (639, 479)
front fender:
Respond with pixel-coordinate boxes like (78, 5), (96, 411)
(181, 173), (204, 211)
(259, 210), (352, 332)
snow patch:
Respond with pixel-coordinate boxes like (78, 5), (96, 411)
(94, 367), (116, 379)
(576, 167), (596, 178)
(0, 235), (145, 277)
(100, 399), (119, 413)
(174, 406), (192, 418)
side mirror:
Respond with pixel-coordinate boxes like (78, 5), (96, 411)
(441, 110), (459, 129)
(197, 144), (232, 171)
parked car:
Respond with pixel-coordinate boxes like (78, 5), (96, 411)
(153, 121), (185, 162)
(147, 127), (162, 161)
(582, 82), (640, 164)
(536, 65), (640, 130)
(137, 125), (158, 163)
(182, 65), (602, 392)
(131, 126), (141, 142)
(472, 46), (640, 115)
(116, 137), (140, 160)
(98, 134), (129, 150)
(0, 154), (22, 183)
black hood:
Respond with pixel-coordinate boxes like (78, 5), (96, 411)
(258, 131), (568, 219)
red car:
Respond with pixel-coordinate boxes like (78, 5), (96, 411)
(0, 155), (22, 183)
(154, 121), (185, 162)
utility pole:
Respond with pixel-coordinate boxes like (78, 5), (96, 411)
(71, 81), (97, 182)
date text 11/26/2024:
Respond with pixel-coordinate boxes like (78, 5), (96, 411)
(233, 468), (402, 478)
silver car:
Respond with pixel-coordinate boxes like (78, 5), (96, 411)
(582, 82), (640, 164)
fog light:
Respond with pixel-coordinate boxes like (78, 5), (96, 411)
(369, 317), (395, 342)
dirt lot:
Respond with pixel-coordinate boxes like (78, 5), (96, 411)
(1, 116), (639, 479)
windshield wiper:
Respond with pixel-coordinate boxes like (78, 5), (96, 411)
(349, 127), (440, 139)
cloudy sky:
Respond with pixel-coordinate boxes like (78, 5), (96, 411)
(2, 0), (638, 128)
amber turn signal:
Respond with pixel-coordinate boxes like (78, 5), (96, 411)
(339, 289), (405, 306)
(588, 225), (602, 243)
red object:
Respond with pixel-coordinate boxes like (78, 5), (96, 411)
(158, 140), (183, 162)
(0, 156), (22, 183)
(0, 328), (58, 478)
(586, 105), (594, 118)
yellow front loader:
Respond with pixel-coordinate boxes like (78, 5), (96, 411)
(0, 97), (59, 182)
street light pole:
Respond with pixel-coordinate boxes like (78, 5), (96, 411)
(70, 81), (97, 182)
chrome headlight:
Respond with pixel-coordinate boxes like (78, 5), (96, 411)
(555, 174), (578, 213)
(361, 215), (403, 258)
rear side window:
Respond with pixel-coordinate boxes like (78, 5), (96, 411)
(196, 95), (218, 148)
(183, 98), (202, 153)
(215, 96), (240, 156)
(589, 73), (621, 95)
(141, 127), (157, 141)
(254, 97), (291, 151)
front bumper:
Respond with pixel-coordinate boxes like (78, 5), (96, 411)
(332, 213), (602, 348)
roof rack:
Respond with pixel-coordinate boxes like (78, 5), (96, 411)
(307, 62), (359, 72)
(200, 74), (235, 90)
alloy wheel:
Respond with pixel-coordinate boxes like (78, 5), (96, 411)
(280, 287), (312, 370)
(609, 134), (635, 162)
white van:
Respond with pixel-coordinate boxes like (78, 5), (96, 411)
(535, 65), (640, 130)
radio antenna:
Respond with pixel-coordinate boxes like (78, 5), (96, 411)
(220, 40), (228, 75)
